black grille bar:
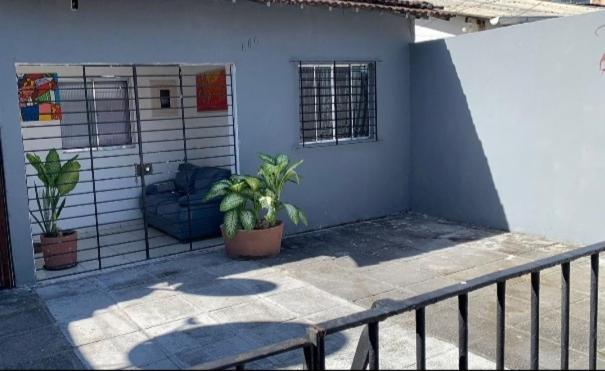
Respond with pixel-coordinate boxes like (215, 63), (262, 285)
(18, 63), (237, 280)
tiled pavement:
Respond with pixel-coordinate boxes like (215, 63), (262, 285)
(3, 212), (605, 369)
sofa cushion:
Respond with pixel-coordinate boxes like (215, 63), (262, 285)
(174, 163), (199, 194)
(194, 167), (231, 190)
(145, 192), (179, 215)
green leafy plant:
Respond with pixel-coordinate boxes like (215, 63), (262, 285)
(204, 175), (262, 238)
(256, 153), (306, 228)
(204, 153), (307, 238)
(26, 149), (81, 236)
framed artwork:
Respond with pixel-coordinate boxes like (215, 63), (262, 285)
(149, 79), (179, 118)
(18, 73), (62, 122)
(196, 69), (228, 112)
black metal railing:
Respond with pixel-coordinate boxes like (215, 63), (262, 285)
(191, 241), (605, 370)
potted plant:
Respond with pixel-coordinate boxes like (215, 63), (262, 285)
(27, 149), (81, 270)
(205, 153), (307, 258)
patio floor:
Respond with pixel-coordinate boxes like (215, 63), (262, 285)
(12, 212), (605, 369)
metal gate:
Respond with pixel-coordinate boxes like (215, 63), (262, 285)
(0, 134), (15, 289)
(18, 64), (238, 281)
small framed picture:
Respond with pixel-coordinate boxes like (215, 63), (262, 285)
(149, 80), (178, 118)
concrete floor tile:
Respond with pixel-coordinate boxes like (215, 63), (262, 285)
(360, 260), (440, 288)
(173, 335), (263, 368)
(286, 260), (396, 302)
(208, 298), (297, 325)
(108, 281), (182, 308)
(179, 279), (261, 312)
(44, 289), (118, 324)
(0, 305), (56, 335)
(62, 309), (139, 346)
(124, 357), (179, 370)
(27, 213), (593, 370)
(123, 295), (199, 329)
(0, 288), (41, 316)
(77, 331), (166, 369)
(264, 286), (351, 316)
(143, 313), (231, 355)
(36, 278), (102, 300)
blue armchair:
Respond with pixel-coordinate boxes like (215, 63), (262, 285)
(142, 164), (231, 242)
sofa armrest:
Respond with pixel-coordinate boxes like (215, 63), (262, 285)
(146, 180), (176, 195)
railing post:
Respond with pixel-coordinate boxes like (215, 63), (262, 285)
(496, 281), (506, 370)
(458, 294), (468, 370)
(416, 307), (426, 370)
(308, 326), (326, 370)
(561, 262), (570, 370)
(589, 254), (599, 370)
(530, 272), (540, 370)
(368, 321), (379, 370)
(303, 344), (314, 370)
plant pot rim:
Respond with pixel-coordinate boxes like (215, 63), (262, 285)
(41, 230), (77, 238)
(221, 221), (283, 234)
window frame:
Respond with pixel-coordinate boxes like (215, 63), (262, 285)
(60, 77), (135, 152)
(298, 61), (377, 147)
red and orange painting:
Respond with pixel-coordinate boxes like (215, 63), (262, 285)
(18, 73), (62, 122)
(196, 69), (228, 112)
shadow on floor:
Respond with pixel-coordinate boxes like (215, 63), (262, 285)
(0, 288), (84, 369)
(127, 321), (347, 369)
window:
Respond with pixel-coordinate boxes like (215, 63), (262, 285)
(299, 62), (376, 145)
(60, 80), (132, 150)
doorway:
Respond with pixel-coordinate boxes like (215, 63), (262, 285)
(17, 64), (238, 281)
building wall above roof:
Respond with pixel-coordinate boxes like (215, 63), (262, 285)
(426, 0), (598, 20)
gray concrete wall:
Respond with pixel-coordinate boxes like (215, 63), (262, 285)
(0, 0), (413, 285)
(411, 11), (605, 245)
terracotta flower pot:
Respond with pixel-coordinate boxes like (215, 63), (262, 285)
(222, 222), (284, 259)
(41, 231), (78, 270)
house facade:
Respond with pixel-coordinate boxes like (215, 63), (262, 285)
(0, 0), (448, 286)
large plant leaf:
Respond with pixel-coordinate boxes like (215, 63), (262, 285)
(203, 181), (230, 202)
(276, 154), (288, 167)
(258, 153), (276, 165)
(56, 198), (66, 221)
(298, 209), (308, 226)
(239, 209), (255, 230)
(224, 210), (239, 238)
(56, 157), (81, 196)
(285, 160), (303, 180)
(283, 203), (300, 225)
(243, 176), (261, 192)
(229, 180), (247, 193)
(26, 153), (49, 186)
(220, 193), (246, 212)
(31, 184), (47, 234)
(45, 149), (61, 187)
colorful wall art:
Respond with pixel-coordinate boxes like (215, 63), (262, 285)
(196, 69), (228, 112)
(18, 73), (62, 122)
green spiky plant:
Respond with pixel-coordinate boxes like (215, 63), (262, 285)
(26, 149), (81, 236)
(204, 153), (307, 238)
